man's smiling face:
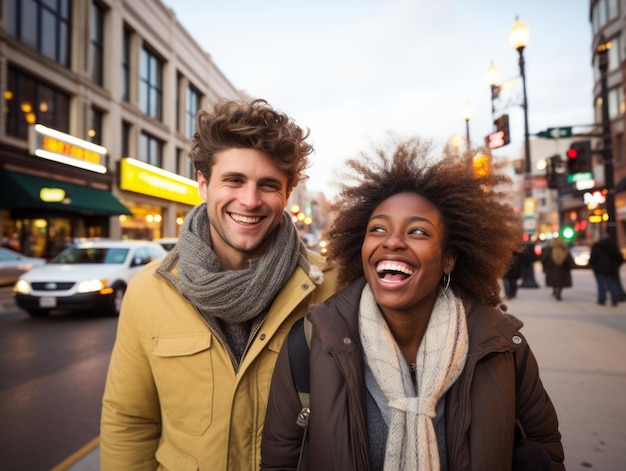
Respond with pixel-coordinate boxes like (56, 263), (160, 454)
(198, 148), (288, 270)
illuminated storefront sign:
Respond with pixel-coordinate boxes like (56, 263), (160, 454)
(39, 187), (67, 203)
(119, 158), (202, 206)
(28, 124), (108, 173)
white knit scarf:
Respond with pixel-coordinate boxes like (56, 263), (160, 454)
(359, 284), (469, 471)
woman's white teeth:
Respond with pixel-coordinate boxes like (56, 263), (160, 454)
(231, 214), (261, 224)
(376, 262), (413, 275)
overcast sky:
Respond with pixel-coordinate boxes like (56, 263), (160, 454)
(162, 0), (594, 197)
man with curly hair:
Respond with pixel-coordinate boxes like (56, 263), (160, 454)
(101, 98), (338, 470)
(262, 136), (564, 470)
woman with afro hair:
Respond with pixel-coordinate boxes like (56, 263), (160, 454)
(262, 136), (564, 471)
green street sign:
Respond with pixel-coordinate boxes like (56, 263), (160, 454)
(566, 172), (593, 183)
(536, 127), (573, 139)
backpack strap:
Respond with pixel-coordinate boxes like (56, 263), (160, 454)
(288, 317), (311, 410)
(287, 316), (313, 470)
(513, 346), (528, 445)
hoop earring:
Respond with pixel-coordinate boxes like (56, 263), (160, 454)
(442, 273), (451, 292)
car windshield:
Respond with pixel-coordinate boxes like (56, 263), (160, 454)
(49, 247), (130, 264)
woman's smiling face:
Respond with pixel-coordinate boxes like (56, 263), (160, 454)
(361, 192), (455, 316)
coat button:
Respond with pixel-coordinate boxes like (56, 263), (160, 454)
(512, 335), (522, 344)
(260, 333), (266, 340)
(343, 337), (351, 344)
(301, 283), (309, 290)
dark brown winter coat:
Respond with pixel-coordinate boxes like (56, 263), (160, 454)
(261, 278), (564, 471)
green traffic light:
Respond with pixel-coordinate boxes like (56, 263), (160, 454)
(561, 226), (575, 241)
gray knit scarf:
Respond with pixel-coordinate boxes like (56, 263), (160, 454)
(175, 202), (322, 323)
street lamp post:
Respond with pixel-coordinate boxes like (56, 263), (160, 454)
(597, 38), (618, 244)
(462, 100), (473, 152)
(509, 16), (539, 288)
(509, 16), (532, 197)
(485, 61), (502, 125)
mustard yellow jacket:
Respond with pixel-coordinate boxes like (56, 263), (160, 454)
(100, 250), (338, 471)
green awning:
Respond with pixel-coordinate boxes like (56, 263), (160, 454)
(0, 170), (132, 216)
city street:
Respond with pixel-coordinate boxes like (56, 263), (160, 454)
(0, 287), (117, 471)
(1, 265), (625, 471)
(506, 265), (626, 471)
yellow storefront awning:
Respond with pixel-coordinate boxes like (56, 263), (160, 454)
(0, 170), (132, 216)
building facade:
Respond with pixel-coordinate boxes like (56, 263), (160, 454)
(0, 0), (243, 258)
(589, 0), (626, 248)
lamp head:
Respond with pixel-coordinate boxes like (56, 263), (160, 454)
(485, 61), (501, 87)
(509, 16), (529, 50)
(462, 100), (473, 121)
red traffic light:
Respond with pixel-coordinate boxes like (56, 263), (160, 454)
(566, 148), (578, 159)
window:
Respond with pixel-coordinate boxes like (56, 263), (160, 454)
(5, 66), (70, 140)
(122, 26), (132, 102)
(615, 133), (624, 165)
(607, 0), (619, 21)
(89, 107), (104, 145)
(176, 74), (182, 131)
(596, 86), (624, 123)
(140, 47), (163, 120)
(139, 132), (163, 167)
(122, 121), (132, 158)
(90, 2), (105, 86)
(593, 36), (622, 82)
(608, 86), (624, 120)
(592, 0), (620, 33)
(7, 0), (72, 67)
(186, 85), (201, 139)
(607, 34), (621, 73)
(177, 147), (195, 179)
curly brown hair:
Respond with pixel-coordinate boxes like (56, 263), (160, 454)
(324, 135), (524, 306)
(189, 98), (312, 193)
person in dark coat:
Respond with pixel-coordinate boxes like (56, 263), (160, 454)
(503, 249), (523, 299)
(540, 237), (574, 301)
(589, 235), (624, 306)
(261, 137), (564, 470)
(518, 239), (539, 286)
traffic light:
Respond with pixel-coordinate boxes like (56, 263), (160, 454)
(494, 114), (510, 146)
(560, 225), (575, 242)
(566, 140), (592, 175)
(545, 155), (560, 189)
(487, 114), (511, 149)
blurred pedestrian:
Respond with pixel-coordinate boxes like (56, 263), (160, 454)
(503, 249), (523, 299)
(262, 136), (563, 470)
(100, 98), (339, 470)
(589, 234), (624, 306)
(518, 239), (539, 288)
(540, 237), (573, 301)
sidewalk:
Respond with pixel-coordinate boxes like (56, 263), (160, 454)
(505, 265), (626, 471)
(51, 437), (99, 471)
(57, 265), (626, 471)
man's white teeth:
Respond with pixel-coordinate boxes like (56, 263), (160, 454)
(376, 262), (413, 275)
(231, 214), (261, 224)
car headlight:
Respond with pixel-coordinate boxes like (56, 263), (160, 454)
(77, 279), (108, 293)
(14, 279), (32, 295)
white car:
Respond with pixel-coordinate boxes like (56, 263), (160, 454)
(0, 247), (46, 286)
(14, 240), (166, 317)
